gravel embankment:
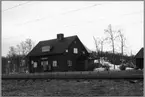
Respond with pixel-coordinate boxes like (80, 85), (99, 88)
(2, 79), (143, 96)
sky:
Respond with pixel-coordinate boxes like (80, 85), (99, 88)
(2, 1), (144, 56)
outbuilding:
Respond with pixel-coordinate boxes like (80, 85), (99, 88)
(26, 34), (90, 73)
(135, 48), (144, 69)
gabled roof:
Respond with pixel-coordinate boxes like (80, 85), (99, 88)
(135, 48), (144, 58)
(84, 45), (92, 53)
(27, 35), (78, 56)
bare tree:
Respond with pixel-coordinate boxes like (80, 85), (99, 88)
(25, 38), (35, 54)
(117, 30), (126, 64)
(118, 30), (126, 56)
(7, 46), (17, 73)
(93, 36), (100, 53)
(104, 24), (118, 69)
(16, 38), (35, 56)
(16, 44), (21, 55)
(104, 24), (118, 53)
(7, 38), (35, 73)
(98, 38), (108, 53)
(7, 46), (17, 58)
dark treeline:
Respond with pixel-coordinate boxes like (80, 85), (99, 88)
(2, 38), (35, 74)
(2, 55), (28, 74)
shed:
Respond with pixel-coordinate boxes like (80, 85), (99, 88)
(135, 48), (144, 69)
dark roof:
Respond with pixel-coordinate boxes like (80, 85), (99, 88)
(135, 48), (144, 58)
(27, 35), (78, 56)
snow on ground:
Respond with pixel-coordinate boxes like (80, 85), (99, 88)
(126, 67), (134, 70)
(101, 60), (121, 70)
(94, 67), (105, 71)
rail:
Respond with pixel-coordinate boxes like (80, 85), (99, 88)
(2, 70), (143, 80)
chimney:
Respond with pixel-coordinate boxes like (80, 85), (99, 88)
(57, 33), (64, 41)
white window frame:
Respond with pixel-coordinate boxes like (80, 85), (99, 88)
(73, 48), (78, 54)
(31, 60), (34, 64)
(33, 62), (37, 68)
(53, 61), (57, 67)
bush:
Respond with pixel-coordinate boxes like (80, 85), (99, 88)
(119, 65), (126, 70)
(87, 63), (102, 71)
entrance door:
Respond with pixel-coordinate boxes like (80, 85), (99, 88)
(41, 60), (48, 72)
(48, 63), (52, 72)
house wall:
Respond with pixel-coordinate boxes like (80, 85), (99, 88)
(28, 37), (89, 73)
(64, 38), (89, 71)
(29, 55), (67, 73)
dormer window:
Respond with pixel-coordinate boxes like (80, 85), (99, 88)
(74, 48), (78, 54)
(42, 46), (52, 52)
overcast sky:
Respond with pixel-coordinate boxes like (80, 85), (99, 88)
(2, 1), (144, 56)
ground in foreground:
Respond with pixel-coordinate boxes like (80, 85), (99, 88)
(2, 79), (143, 96)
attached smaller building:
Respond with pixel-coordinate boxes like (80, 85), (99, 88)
(135, 48), (144, 69)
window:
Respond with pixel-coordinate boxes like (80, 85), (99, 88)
(67, 60), (72, 67)
(41, 61), (48, 71)
(31, 60), (34, 64)
(53, 61), (57, 67)
(73, 48), (78, 54)
(33, 62), (37, 68)
(21, 60), (25, 66)
(42, 46), (52, 52)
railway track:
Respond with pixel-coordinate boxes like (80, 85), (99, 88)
(2, 70), (143, 80)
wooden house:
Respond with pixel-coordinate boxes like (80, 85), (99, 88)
(26, 34), (90, 73)
(135, 48), (144, 69)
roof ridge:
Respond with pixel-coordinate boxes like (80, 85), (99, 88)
(39, 35), (78, 42)
(27, 35), (78, 56)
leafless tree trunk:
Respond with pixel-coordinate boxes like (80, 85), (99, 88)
(104, 24), (118, 69)
(118, 30), (126, 63)
(104, 24), (115, 53)
(118, 30), (126, 55)
(99, 38), (108, 53)
(93, 36), (100, 53)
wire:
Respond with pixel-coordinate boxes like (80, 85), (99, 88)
(2, 1), (31, 12)
(62, 4), (101, 15)
(121, 10), (143, 16)
(18, 3), (102, 25)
